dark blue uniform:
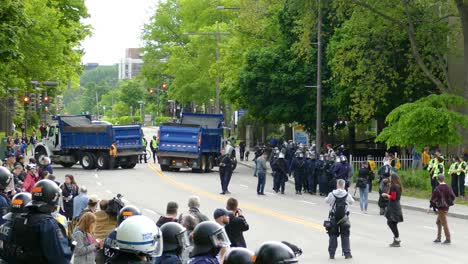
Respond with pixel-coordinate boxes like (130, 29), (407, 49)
(0, 219), (13, 262)
(290, 157), (306, 194)
(219, 155), (232, 194)
(8, 209), (72, 264)
(188, 255), (219, 264)
(316, 160), (328, 195)
(0, 194), (10, 227)
(104, 229), (118, 262)
(154, 252), (182, 264)
(306, 158), (318, 194)
(271, 158), (288, 194)
(109, 252), (152, 263)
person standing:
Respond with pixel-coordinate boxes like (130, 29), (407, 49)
(271, 152), (288, 194)
(356, 162), (371, 213)
(72, 212), (103, 264)
(29, 131), (38, 156)
(150, 135), (159, 163)
(239, 141), (246, 161)
(224, 198), (249, 248)
(178, 196), (210, 224)
(61, 174), (79, 220)
(411, 146), (421, 171)
(155, 222), (190, 264)
(256, 152), (268, 195)
(139, 137), (148, 164)
(219, 149), (233, 195)
(430, 173), (456, 244)
(94, 200), (118, 240)
(73, 186), (89, 219)
(366, 155), (376, 193)
(422, 147), (430, 170)
(325, 179), (354, 259)
(0, 167), (12, 226)
(290, 152), (306, 195)
(451, 156), (465, 198)
(188, 221), (230, 264)
(22, 164), (40, 193)
(157, 201), (179, 227)
(109, 141), (118, 170)
(382, 173), (404, 247)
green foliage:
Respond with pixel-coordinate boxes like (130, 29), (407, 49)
(155, 116), (172, 125)
(118, 116), (143, 125)
(376, 94), (468, 148)
(101, 117), (119, 125)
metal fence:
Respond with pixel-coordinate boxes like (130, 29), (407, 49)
(349, 154), (413, 174)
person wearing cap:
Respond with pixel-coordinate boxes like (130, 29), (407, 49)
(157, 201), (179, 227)
(22, 164), (40, 193)
(213, 208), (230, 227)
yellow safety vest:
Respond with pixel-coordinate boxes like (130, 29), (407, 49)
(433, 160), (445, 178)
(142, 138), (147, 147)
(458, 161), (467, 175)
(151, 139), (158, 149)
(448, 162), (458, 175)
(428, 158), (436, 171)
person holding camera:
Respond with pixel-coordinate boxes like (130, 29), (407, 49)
(224, 198), (249, 248)
(356, 162), (372, 213)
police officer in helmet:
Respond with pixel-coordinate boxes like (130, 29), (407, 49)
(102, 205), (141, 262)
(109, 215), (162, 263)
(189, 221), (231, 264)
(253, 241), (298, 264)
(0, 167), (12, 226)
(0, 192), (31, 262)
(223, 247), (254, 264)
(155, 222), (190, 264)
(9, 179), (72, 264)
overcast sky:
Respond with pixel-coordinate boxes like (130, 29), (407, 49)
(81, 0), (157, 65)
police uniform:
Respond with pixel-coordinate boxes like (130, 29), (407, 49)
(290, 156), (306, 194)
(0, 194), (10, 227)
(219, 154), (232, 194)
(154, 252), (182, 264)
(103, 229), (118, 262)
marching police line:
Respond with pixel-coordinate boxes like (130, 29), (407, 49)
(0, 167), (299, 264)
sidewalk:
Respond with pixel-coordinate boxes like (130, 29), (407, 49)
(237, 158), (468, 219)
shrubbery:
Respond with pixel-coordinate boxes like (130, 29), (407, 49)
(155, 116), (172, 125)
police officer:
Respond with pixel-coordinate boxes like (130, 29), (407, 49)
(253, 241), (298, 264)
(223, 248), (254, 264)
(331, 156), (351, 191)
(155, 222), (190, 264)
(109, 215), (162, 263)
(150, 135), (159, 163)
(219, 147), (233, 195)
(290, 151), (306, 195)
(188, 221), (231, 264)
(9, 179), (72, 263)
(0, 192), (31, 262)
(306, 152), (318, 195)
(271, 153), (288, 194)
(103, 205), (141, 262)
(140, 136), (148, 163)
(317, 154), (328, 196)
(0, 167), (12, 226)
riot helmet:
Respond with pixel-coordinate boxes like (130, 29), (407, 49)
(160, 222), (190, 254)
(253, 241), (298, 264)
(224, 247), (254, 264)
(278, 153), (285, 159)
(191, 221), (230, 257)
(116, 215), (162, 256)
(28, 179), (61, 213)
(117, 205), (141, 225)
(3, 192), (32, 220)
(340, 155), (347, 163)
(0, 167), (12, 191)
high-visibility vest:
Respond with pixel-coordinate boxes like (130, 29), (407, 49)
(109, 144), (117, 157)
(142, 138), (147, 147)
(151, 139), (158, 149)
(433, 160), (444, 178)
(448, 162), (458, 175)
(428, 158), (436, 171)
(458, 161), (467, 175)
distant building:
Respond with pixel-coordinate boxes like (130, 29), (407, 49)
(118, 48), (143, 80)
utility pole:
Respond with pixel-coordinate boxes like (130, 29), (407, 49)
(315, 0), (323, 153)
(215, 22), (221, 114)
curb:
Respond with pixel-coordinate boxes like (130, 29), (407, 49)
(237, 161), (468, 220)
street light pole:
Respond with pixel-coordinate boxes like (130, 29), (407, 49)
(215, 22), (221, 114)
(315, 0), (323, 152)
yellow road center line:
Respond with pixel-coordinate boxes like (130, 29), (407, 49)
(148, 163), (325, 231)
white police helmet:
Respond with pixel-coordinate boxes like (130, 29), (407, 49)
(116, 215), (163, 256)
(225, 144), (234, 156)
(278, 153), (285, 159)
(340, 155), (347, 162)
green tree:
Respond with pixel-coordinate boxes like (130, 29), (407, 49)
(376, 94), (468, 148)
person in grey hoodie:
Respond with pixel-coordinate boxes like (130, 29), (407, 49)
(325, 179), (354, 260)
(256, 152), (268, 195)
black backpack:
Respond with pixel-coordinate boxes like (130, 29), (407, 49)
(332, 193), (348, 221)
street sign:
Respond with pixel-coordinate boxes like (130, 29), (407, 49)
(293, 125), (310, 146)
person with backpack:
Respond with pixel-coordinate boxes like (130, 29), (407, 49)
(356, 162), (371, 213)
(381, 173), (404, 247)
(325, 179), (354, 259)
(430, 174), (456, 244)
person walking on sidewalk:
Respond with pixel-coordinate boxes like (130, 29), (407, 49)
(381, 173), (404, 247)
(256, 152), (268, 195)
(356, 162), (371, 213)
(430, 174), (456, 244)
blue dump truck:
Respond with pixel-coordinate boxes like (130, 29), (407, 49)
(33, 115), (144, 170)
(157, 113), (236, 172)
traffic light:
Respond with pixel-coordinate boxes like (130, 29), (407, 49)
(162, 83), (167, 91)
(149, 89), (155, 95)
(43, 95), (50, 104)
(23, 96), (30, 105)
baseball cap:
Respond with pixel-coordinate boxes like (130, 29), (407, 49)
(213, 208), (229, 219)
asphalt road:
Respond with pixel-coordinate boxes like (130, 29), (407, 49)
(50, 127), (467, 264)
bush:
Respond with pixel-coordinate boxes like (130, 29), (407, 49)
(101, 117), (119, 125)
(155, 116), (172, 125)
(118, 116), (142, 125)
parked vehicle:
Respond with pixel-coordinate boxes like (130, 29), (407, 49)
(157, 113), (236, 172)
(34, 115), (144, 169)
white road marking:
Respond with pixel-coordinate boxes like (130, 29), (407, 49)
(105, 190), (112, 194)
(240, 184), (248, 188)
(300, 200), (316, 205)
(144, 209), (157, 215)
(94, 174), (99, 178)
(96, 182), (102, 186)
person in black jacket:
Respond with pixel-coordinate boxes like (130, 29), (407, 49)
(224, 198), (249, 248)
(271, 153), (288, 194)
(219, 149), (233, 195)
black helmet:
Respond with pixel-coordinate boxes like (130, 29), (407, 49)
(224, 248), (254, 264)
(160, 222), (189, 253)
(28, 179), (61, 213)
(3, 192), (32, 220)
(117, 205), (141, 225)
(0, 167), (12, 190)
(254, 241), (298, 264)
(191, 221), (230, 257)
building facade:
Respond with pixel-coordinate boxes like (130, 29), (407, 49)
(118, 48), (143, 80)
